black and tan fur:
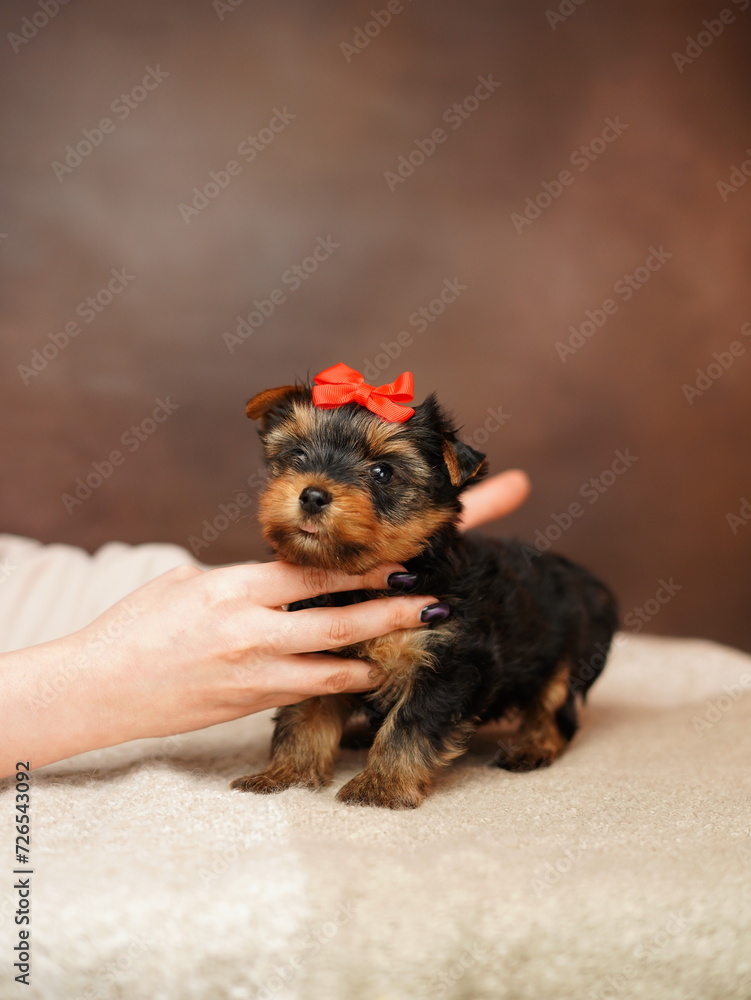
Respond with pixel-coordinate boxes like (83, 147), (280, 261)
(231, 382), (618, 808)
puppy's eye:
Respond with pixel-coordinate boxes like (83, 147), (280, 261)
(370, 463), (393, 485)
(281, 447), (306, 463)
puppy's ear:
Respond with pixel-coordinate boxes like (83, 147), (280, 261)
(415, 393), (487, 488)
(442, 436), (487, 488)
(245, 385), (304, 430)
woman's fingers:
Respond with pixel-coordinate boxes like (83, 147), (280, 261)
(209, 559), (411, 609)
(457, 469), (531, 532)
(261, 594), (440, 655)
(252, 652), (383, 699)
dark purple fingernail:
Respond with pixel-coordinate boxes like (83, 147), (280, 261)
(387, 572), (418, 592)
(420, 601), (451, 624)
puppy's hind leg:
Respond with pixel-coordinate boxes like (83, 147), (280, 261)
(493, 665), (577, 772)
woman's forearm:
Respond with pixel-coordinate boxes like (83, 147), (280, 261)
(0, 631), (130, 778)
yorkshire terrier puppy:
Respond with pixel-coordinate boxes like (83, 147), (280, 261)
(231, 363), (618, 809)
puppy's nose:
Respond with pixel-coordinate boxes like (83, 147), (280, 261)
(299, 486), (332, 515)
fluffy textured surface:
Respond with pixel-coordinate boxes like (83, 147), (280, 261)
(1, 537), (750, 999)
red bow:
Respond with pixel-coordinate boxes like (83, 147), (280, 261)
(312, 363), (415, 423)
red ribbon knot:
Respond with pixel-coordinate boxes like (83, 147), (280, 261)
(312, 362), (415, 423)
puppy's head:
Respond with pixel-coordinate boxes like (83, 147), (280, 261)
(246, 383), (487, 573)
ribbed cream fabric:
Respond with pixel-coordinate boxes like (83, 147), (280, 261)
(0, 533), (206, 651)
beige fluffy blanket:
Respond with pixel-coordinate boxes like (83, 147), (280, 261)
(0, 537), (749, 999)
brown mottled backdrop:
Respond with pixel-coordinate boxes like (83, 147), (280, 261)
(1, 0), (749, 649)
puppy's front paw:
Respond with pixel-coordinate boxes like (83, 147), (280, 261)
(231, 772), (289, 794)
(336, 771), (425, 809)
(230, 768), (328, 794)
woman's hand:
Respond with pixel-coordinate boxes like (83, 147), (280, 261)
(0, 560), (440, 776)
(0, 467), (530, 777)
(458, 469), (531, 532)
